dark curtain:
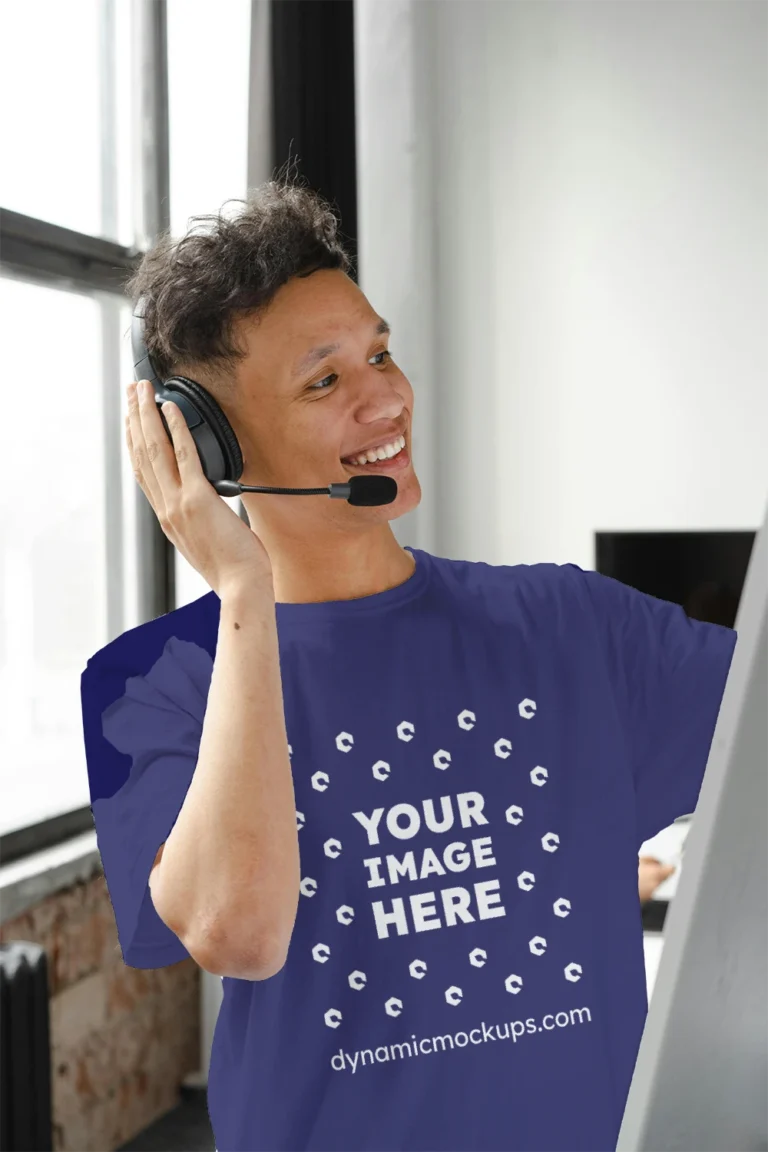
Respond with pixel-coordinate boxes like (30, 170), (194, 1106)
(270, 0), (359, 281)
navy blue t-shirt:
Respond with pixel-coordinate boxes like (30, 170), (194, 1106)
(80, 546), (737, 1151)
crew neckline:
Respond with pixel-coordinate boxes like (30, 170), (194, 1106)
(274, 545), (430, 626)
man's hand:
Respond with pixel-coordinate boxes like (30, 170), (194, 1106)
(638, 856), (676, 904)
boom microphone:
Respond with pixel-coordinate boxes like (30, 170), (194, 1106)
(213, 474), (398, 506)
(149, 388), (397, 506)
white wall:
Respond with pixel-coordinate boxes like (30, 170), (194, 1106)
(355, 0), (768, 567)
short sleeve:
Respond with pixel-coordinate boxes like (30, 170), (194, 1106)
(571, 566), (738, 846)
(81, 634), (214, 968)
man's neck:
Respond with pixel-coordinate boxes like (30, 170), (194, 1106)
(254, 526), (416, 605)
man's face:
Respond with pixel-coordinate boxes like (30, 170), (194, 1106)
(228, 268), (421, 528)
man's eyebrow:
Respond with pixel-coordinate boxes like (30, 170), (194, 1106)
(291, 318), (391, 378)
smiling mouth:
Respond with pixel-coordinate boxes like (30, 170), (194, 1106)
(341, 434), (407, 467)
(340, 439), (410, 473)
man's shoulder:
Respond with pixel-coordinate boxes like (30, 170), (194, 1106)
(420, 550), (589, 632)
(82, 592), (219, 806)
(427, 549), (583, 599)
(83, 588), (220, 681)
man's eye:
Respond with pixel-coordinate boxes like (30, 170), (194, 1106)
(309, 350), (392, 392)
(310, 373), (337, 392)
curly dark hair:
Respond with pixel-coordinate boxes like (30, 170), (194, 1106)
(124, 165), (354, 395)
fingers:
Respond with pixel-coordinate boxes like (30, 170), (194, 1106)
(125, 380), (210, 526)
(137, 381), (185, 498)
(158, 395), (207, 488)
(126, 381), (168, 520)
(639, 856), (675, 875)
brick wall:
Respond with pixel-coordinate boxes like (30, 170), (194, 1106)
(0, 866), (200, 1151)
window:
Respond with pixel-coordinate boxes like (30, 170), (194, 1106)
(0, 281), (144, 838)
(0, 0), (151, 850)
(0, 0), (256, 852)
(0, 0), (136, 247)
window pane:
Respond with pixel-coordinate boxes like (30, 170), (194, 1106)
(167, 0), (251, 239)
(166, 0), (251, 607)
(0, 0), (137, 247)
(0, 279), (107, 835)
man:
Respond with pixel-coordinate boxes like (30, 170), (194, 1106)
(81, 177), (737, 1152)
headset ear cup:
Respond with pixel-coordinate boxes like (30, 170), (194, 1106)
(161, 376), (244, 483)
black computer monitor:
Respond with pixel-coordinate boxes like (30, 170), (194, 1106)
(595, 529), (756, 628)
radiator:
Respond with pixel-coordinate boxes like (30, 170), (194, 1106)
(0, 942), (53, 1152)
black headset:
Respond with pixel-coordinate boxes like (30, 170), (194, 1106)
(131, 295), (248, 495)
(130, 295), (395, 506)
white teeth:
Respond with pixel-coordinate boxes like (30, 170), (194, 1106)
(346, 435), (405, 466)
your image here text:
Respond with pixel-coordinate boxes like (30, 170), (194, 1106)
(351, 789), (509, 940)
